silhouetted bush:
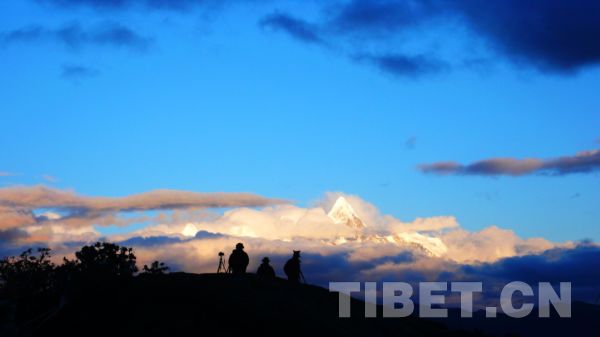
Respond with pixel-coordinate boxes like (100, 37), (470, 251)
(142, 261), (169, 275)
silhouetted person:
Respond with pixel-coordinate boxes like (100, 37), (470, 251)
(284, 250), (305, 283)
(228, 242), (249, 275)
(256, 257), (276, 280)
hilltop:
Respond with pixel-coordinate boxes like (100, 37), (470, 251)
(29, 273), (483, 337)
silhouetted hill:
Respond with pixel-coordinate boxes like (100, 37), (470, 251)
(29, 273), (485, 337)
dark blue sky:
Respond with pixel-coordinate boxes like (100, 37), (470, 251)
(1, 1), (599, 242)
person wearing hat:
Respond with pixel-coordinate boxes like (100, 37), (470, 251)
(256, 257), (276, 280)
(228, 242), (249, 275)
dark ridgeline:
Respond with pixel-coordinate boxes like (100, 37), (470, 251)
(1, 242), (598, 337)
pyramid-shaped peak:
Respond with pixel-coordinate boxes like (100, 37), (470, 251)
(327, 196), (366, 229)
(329, 196), (354, 213)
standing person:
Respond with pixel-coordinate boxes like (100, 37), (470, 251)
(283, 251), (305, 284)
(256, 257), (276, 280)
(228, 243), (249, 275)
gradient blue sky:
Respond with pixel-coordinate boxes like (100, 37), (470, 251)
(1, 1), (599, 242)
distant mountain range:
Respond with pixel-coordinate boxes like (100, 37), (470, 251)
(327, 196), (447, 257)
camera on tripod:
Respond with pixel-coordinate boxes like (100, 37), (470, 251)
(217, 251), (228, 273)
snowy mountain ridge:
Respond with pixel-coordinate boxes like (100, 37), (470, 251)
(327, 196), (447, 257)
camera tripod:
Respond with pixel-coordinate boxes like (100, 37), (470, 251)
(217, 252), (228, 273)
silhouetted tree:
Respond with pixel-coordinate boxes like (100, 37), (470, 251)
(142, 261), (169, 275)
(0, 243), (142, 331)
(69, 242), (138, 279)
(0, 248), (58, 323)
(0, 248), (55, 300)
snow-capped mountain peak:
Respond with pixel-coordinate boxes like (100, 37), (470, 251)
(327, 196), (366, 229)
(326, 196), (447, 258)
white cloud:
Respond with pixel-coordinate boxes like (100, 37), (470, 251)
(10, 191), (582, 292)
(12, 191), (591, 306)
(392, 216), (459, 233)
(181, 223), (199, 237)
(440, 226), (565, 263)
(22, 223), (100, 244)
(98, 192), (569, 267)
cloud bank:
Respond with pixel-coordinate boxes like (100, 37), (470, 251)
(104, 193), (595, 303)
(13, 0), (600, 77)
(0, 185), (286, 230)
(2, 188), (595, 304)
(445, 0), (600, 73)
(419, 149), (600, 177)
(258, 0), (600, 76)
(324, 0), (600, 73)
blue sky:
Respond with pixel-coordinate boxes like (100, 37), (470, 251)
(1, 1), (600, 242)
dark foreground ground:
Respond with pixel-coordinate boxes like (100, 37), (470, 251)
(438, 301), (600, 337)
(6, 272), (483, 337)
(2, 273), (598, 337)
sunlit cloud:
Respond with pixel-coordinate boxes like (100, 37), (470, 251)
(0, 185), (287, 230)
(419, 149), (600, 177)
(2, 188), (596, 303)
(99, 192), (567, 266)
